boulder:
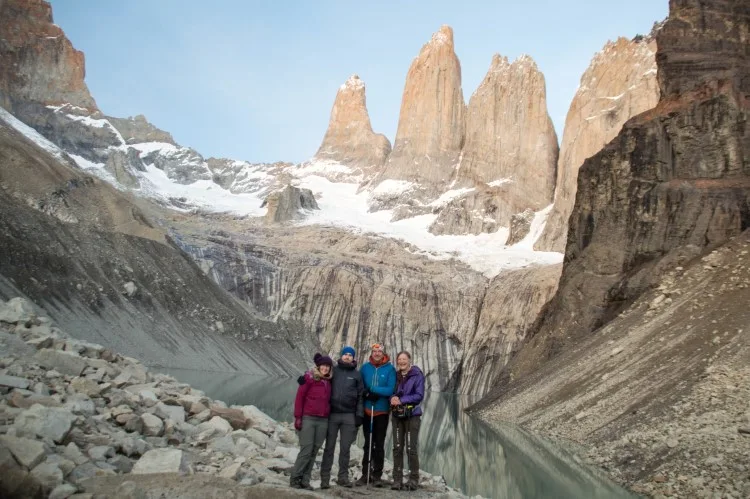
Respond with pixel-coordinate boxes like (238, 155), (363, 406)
(131, 449), (188, 475)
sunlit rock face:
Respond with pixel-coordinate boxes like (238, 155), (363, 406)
(0, 0), (98, 112)
(535, 36), (660, 252)
(445, 54), (558, 230)
(314, 75), (391, 180)
(371, 25), (466, 209)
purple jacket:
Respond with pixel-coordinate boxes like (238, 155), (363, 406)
(394, 365), (425, 417)
(294, 369), (332, 419)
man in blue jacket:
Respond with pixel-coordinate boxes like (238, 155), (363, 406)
(356, 343), (396, 487)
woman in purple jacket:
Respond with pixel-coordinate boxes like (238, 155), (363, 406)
(389, 351), (425, 491)
(290, 353), (333, 490)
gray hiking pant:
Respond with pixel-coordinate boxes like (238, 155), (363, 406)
(290, 416), (328, 486)
(320, 412), (358, 482)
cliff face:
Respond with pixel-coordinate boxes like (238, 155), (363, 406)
(314, 75), (391, 178)
(372, 25), (465, 206)
(457, 55), (558, 206)
(174, 224), (488, 391)
(506, 0), (750, 383)
(535, 36), (660, 252)
(0, 0), (97, 112)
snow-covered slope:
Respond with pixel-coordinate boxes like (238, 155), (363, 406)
(1, 106), (561, 278)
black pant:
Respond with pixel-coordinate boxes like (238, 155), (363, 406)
(361, 413), (389, 479)
(392, 414), (421, 484)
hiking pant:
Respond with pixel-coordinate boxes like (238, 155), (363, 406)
(361, 413), (389, 479)
(290, 416), (328, 486)
(392, 414), (421, 485)
(320, 412), (357, 482)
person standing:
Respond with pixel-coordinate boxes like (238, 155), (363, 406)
(320, 345), (364, 489)
(390, 351), (425, 491)
(290, 353), (333, 490)
(356, 343), (396, 487)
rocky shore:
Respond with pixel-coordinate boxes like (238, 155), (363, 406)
(0, 297), (464, 499)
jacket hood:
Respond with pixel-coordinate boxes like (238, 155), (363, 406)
(369, 354), (390, 367)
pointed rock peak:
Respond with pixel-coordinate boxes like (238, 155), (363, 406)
(314, 74), (391, 171)
(430, 25), (454, 47)
(341, 74), (365, 91)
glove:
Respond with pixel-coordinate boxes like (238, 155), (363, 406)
(366, 391), (380, 402)
(295, 417), (303, 431)
(297, 375), (305, 385)
(355, 416), (363, 427)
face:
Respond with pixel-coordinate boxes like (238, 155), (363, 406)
(341, 353), (354, 363)
(371, 348), (384, 362)
(319, 364), (331, 375)
(396, 353), (411, 372)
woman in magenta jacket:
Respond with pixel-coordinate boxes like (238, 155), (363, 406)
(290, 353), (333, 490)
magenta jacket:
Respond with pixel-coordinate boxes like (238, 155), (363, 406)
(294, 369), (332, 419)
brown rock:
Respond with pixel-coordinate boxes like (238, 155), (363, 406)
(261, 185), (319, 223)
(505, 209), (535, 246)
(451, 55), (557, 225)
(372, 25), (465, 205)
(314, 75), (391, 176)
(209, 406), (249, 430)
(0, 0), (98, 111)
(536, 36), (660, 252)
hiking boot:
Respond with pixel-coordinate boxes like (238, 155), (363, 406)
(289, 479), (302, 489)
(391, 481), (403, 490)
(355, 475), (369, 487)
(337, 477), (353, 488)
(300, 483), (314, 490)
(371, 477), (385, 488)
(320, 478), (330, 489)
(405, 480), (419, 491)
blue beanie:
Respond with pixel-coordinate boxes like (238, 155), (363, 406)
(341, 346), (356, 357)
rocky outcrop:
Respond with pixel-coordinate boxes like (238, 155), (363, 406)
(501, 0), (750, 390)
(107, 115), (176, 146)
(314, 75), (391, 177)
(429, 186), (520, 235)
(261, 185), (319, 223)
(0, 0), (97, 112)
(371, 26), (465, 207)
(505, 209), (535, 246)
(443, 54), (557, 232)
(104, 148), (145, 188)
(535, 36), (659, 252)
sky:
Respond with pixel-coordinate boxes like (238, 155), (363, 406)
(49, 1), (668, 164)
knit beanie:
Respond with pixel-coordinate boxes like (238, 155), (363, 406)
(313, 352), (333, 367)
(341, 345), (356, 357)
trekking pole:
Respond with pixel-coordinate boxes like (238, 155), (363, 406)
(405, 416), (411, 493)
(367, 409), (374, 488)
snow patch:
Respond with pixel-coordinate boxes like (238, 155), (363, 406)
(0, 107), (68, 162)
(372, 179), (415, 196)
(428, 188), (475, 207)
(488, 178), (512, 187)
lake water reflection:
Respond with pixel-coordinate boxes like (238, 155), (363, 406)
(160, 368), (635, 499)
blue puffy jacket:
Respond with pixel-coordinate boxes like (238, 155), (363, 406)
(360, 357), (397, 414)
